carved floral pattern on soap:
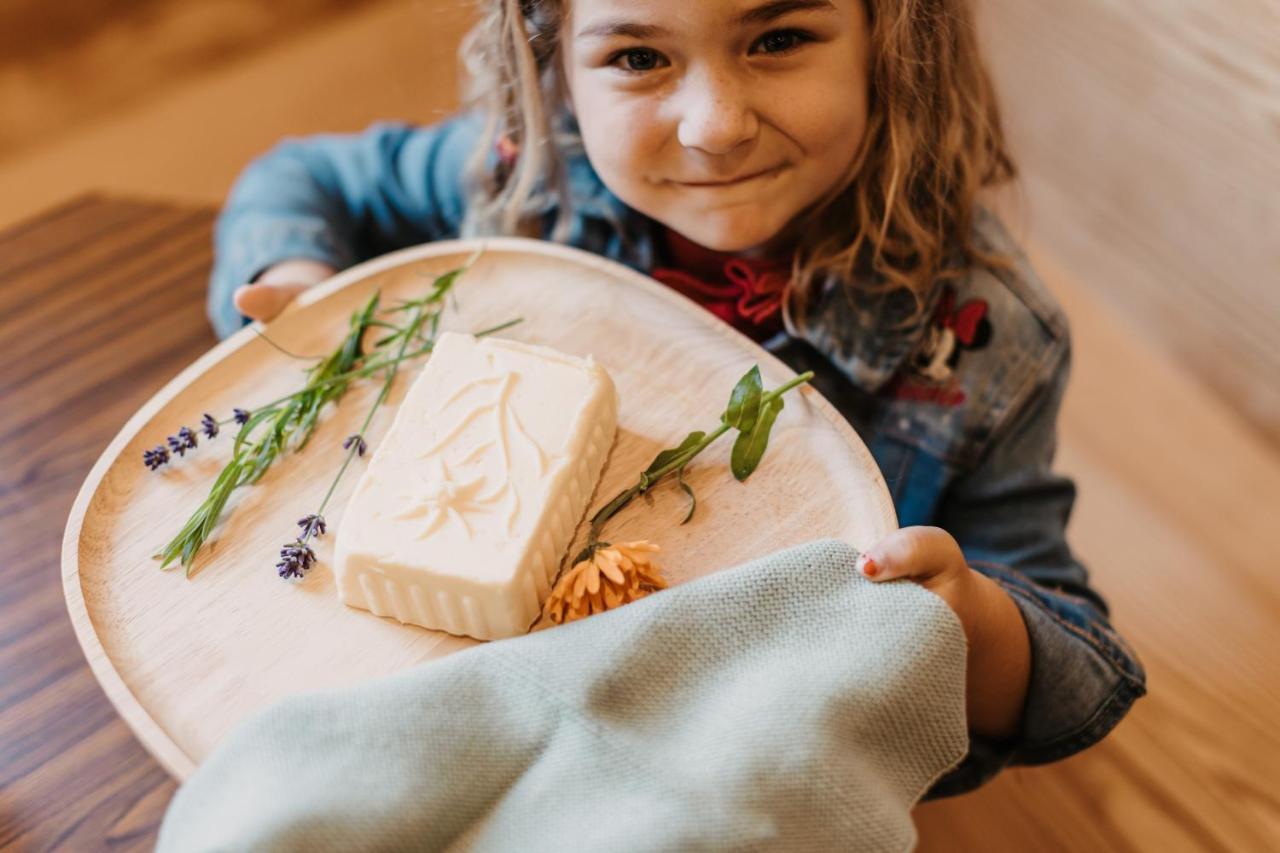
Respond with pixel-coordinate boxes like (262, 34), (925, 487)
(390, 371), (552, 540)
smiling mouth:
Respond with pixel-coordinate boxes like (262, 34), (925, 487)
(673, 166), (784, 188)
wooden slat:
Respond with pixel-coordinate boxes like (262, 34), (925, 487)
(0, 195), (161, 283)
(0, 196), (215, 850)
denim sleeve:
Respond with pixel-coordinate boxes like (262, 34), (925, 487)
(207, 112), (485, 340)
(923, 332), (1147, 799)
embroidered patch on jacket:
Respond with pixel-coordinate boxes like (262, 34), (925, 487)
(885, 284), (992, 406)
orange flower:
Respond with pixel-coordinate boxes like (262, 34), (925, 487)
(543, 540), (668, 625)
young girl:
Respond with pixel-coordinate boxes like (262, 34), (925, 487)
(209, 0), (1146, 797)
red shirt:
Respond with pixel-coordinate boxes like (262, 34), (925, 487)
(650, 228), (791, 343)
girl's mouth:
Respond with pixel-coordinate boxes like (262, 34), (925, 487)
(672, 166), (784, 188)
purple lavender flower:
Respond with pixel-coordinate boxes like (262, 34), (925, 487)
(233, 408), (251, 425)
(167, 426), (198, 457)
(297, 513), (327, 539)
(276, 540), (316, 580)
(143, 445), (170, 470)
(200, 413), (219, 439)
(343, 434), (368, 457)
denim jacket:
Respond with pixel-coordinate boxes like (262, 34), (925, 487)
(208, 112), (1147, 798)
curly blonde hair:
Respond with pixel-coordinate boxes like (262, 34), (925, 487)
(458, 0), (1015, 324)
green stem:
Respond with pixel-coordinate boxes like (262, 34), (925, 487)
(643, 372), (811, 484)
(579, 370), (814, 557)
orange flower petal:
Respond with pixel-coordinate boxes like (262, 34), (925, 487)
(599, 557), (625, 586)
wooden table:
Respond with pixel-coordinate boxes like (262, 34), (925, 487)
(2, 195), (1277, 851)
(1, 196), (210, 849)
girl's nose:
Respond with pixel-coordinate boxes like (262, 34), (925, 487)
(675, 69), (759, 155)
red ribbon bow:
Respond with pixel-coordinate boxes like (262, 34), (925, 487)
(651, 259), (788, 326)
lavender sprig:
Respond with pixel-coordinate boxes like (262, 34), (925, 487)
(151, 252), (520, 579)
(165, 426), (198, 457)
(276, 541), (316, 580)
(143, 446), (170, 471)
(140, 413), (227, 471)
(297, 514), (326, 538)
(152, 290), (384, 575)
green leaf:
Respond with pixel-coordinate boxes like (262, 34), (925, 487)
(723, 365), (762, 432)
(640, 431), (705, 488)
(344, 290), (381, 361)
(676, 464), (697, 524)
(181, 535), (197, 571)
(731, 395), (784, 481)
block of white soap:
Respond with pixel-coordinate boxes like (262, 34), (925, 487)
(333, 331), (618, 640)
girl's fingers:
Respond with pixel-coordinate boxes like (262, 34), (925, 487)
(233, 281), (311, 322)
(856, 526), (965, 583)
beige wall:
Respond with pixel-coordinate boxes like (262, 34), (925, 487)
(977, 0), (1280, 447)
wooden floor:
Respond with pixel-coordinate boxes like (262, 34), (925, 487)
(1, 1), (1277, 849)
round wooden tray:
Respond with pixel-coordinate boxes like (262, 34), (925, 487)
(61, 237), (896, 780)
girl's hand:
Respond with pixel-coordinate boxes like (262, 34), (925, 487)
(232, 259), (337, 323)
(857, 526), (1032, 741)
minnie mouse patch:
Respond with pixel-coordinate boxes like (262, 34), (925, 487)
(885, 284), (992, 406)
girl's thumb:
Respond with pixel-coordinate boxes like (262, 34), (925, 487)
(856, 526), (958, 582)
(233, 281), (311, 322)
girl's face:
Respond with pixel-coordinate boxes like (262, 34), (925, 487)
(561, 0), (870, 255)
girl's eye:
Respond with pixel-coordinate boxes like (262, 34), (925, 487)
(750, 29), (812, 55)
(610, 48), (667, 73)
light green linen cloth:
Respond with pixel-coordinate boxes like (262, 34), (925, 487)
(157, 539), (968, 852)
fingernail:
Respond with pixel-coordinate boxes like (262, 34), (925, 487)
(860, 555), (879, 578)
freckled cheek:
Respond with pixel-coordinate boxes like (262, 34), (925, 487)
(579, 97), (669, 193)
(767, 77), (868, 168)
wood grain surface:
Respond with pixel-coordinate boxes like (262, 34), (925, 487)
(3, 197), (1278, 851)
(60, 236), (896, 781)
(977, 0), (1280, 449)
(1, 197), (209, 850)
